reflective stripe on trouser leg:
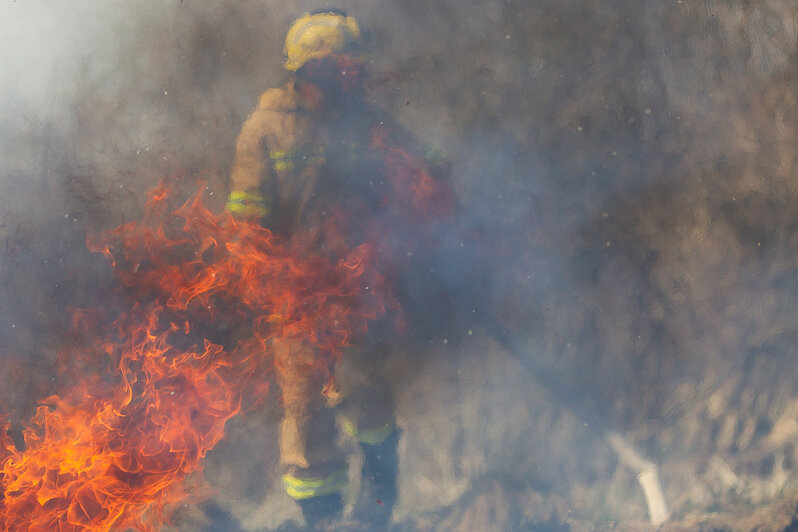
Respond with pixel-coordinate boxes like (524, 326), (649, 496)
(341, 417), (395, 446)
(282, 469), (347, 500)
(226, 190), (269, 217)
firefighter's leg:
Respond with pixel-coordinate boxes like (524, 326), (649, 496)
(281, 402), (348, 529)
(275, 342), (347, 529)
(334, 348), (398, 527)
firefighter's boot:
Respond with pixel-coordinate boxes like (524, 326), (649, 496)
(295, 492), (344, 530)
(358, 428), (399, 528)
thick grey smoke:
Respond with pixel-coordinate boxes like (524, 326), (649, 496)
(1, 1), (797, 530)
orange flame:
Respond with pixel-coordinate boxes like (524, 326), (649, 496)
(1, 184), (393, 531)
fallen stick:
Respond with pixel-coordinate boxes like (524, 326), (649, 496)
(496, 330), (671, 526)
(607, 432), (670, 526)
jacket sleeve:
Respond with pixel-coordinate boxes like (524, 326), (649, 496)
(227, 90), (280, 219)
(372, 115), (456, 216)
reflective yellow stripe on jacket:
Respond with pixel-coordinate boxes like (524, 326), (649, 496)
(282, 469), (347, 500)
(269, 145), (326, 172)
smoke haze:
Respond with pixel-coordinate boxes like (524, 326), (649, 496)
(1, 1), (797, 530)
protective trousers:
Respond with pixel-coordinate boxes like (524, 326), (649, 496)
(275, 339), (397, 527)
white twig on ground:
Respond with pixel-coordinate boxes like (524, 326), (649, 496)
(607, 432), (669, 527)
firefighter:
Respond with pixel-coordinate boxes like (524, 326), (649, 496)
(226, 9), (452, 529)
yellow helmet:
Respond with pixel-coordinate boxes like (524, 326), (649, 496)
(284, 10), (361, 71)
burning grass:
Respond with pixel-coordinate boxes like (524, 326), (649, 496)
(0, 184), (391, 531)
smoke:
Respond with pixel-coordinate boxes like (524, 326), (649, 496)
(1, 1), (798, 530)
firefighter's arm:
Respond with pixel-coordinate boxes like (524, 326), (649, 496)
(376, 116), (456, 213)
(377, 114), (453, 180)
(227, 91), (282, 219)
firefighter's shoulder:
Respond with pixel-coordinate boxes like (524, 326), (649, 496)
(255, 83), (300, 114)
